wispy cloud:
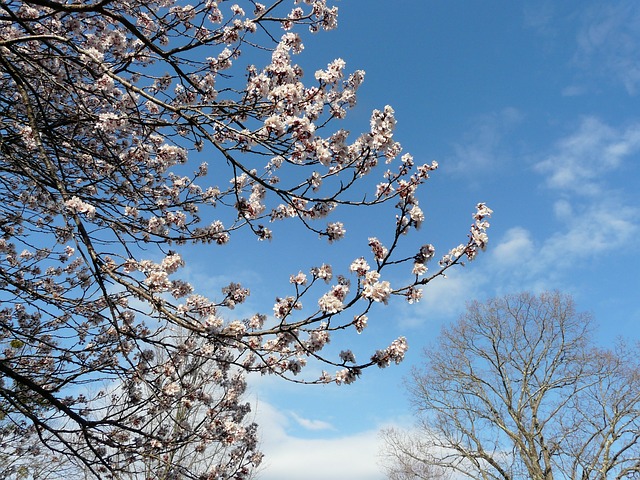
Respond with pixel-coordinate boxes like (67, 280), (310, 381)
(573, 1), (640, 94)
(407, 116), (640, 326)
(535, 116), (640, 195)
(491, 202), (637, 277)
(448, 107), (523, 174)
(522, 1), (556, 37)
(490, 116), (639, 285)
(542, 200), (637, 265)
(491, 227), (535, 269)
(561, 84), (589, 97)
(290, 412), (335, 431)
(398, 269), (489, 327)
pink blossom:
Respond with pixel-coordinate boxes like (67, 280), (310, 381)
(315, 58), (346, 83)
(405, 287), (423, 304)
(224, 321), (247, 337)
(326, 222), (346, 242)
(318, 291), (344, 314)
(290, 271), (308, 285)
(163, 381), (181, 396)
(353, 314), (368, 333)
(362, 280), (391, 304)
(19, 126), (37, 151)
(339, 349), (356, 363)
(349, 257), (370, 276)
(335, 368), (358, 385)
(144, 270), (171, 292)
(410, 205), (425, 227)
(0, 1), (494, 474)
(311, 263), (333, 282)
(230, 4), (245, 16)
(273, 296), (302, 319)
(161, 253), (184, 274)
(368, 237), (388, 261)
(371, 337), (409, 368)
(412, 263), (427, 276)
(440, 244), (467, 267)
(307, 325), (330, 352)
(64, 196), (96, 219)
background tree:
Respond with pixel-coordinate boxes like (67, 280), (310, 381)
(0, 0), (491, 478)
(379, 427), (448, 480)
(381, 292), (640, 480)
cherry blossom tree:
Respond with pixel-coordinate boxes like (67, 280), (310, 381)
(0, 0), (491, 478)
(381, 292), (640, 480)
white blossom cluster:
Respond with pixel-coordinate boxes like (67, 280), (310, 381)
(440, 203), (494, 267)
(371, 337), (409, 368)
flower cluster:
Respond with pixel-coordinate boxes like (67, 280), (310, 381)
(371, 337), (409, 368)
(64, 196), (96, 219)
(413, 244), (436, 276)
(318, 284), (349, 314)
(335, 368), (360, 385)
(440, 203), (493, 266)
(361, 271), (392, 304)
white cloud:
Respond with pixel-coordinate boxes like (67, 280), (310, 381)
(488, 202), (637, 284)
(542, 201), (638, 265)
(254, 400), (388, 480)
(290, 412), (335, 431)
(491, 227), (535, 269)
(412, 116), (640, 301)
(553, 199), (573, 219)
(486, 117), (640, 289)
(535, 116), (640, 195)
(259, 430), (384, 480)
(526, 1), (640, 96)
(397, 267), (490, 327)
(522, 1), (555, 36)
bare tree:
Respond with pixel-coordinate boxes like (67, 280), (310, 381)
(381, 292), (640, 480)
(0, 0), (492, 478)
(380, 428), (449, 480)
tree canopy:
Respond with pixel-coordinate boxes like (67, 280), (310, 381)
(381, 292), (640, 480)
(0, 1), (491, 478)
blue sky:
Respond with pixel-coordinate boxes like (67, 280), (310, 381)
(184, 2), (640, 478)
